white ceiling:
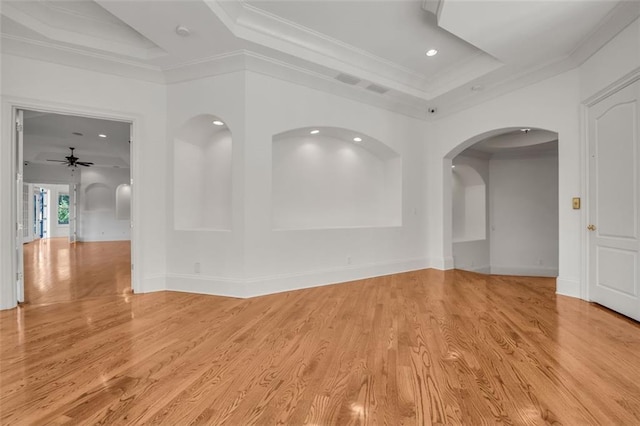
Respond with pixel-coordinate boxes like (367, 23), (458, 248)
(2, 0), (638, 118)
(23, 111), (131, 168)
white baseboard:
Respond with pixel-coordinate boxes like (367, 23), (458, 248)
(165, 258), (430, 299)
(244, 257), (430, 298)
(166, 274), (247, 298)
(490, 265), (558, 277)
(429, 256), (455, 270)
(140, 274), (166, 293)
(556, 276), (581, 299)
(455, 265), (491, 274)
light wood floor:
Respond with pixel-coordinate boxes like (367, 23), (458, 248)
(23, 237), (131, 305)
(2, 270), (640, 424)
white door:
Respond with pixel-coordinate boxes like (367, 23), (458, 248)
(69, 183), (78, 243)
(588, 79), (640, 321)
(15, 110), (24, 304)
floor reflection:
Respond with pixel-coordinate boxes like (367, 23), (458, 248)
(23, 237), (131, 305)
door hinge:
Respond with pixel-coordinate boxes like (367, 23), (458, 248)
(131, 263), (134, 271)
(16, 123), (23, 132)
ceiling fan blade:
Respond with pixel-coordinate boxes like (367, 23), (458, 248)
(76, 162), (93, 166)
(47, 159), (67, 163)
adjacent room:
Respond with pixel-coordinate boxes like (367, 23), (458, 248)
(20, 111), (132, 305)
(451, 128), (559, 277)
(1, 0), (639, 424)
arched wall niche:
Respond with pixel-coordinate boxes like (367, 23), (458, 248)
(452, 164), (486, 242)
(173, 114), (232, 231)
(84, 182), (112, 211)
(272, 126), (402, 230)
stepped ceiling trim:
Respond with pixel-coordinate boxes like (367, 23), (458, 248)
(2, 0), (639, 120)
(204, 0), (502, 100)
(2, 0), (166, 60)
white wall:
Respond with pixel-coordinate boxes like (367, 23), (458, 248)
(165, 70), (428, 297)
(489, 152), (559, 276)
(242, 71), (427, 297)
(1, 53), (167, 308)
(272, 134), (401, 229)
(166, 72), (246, 293)
(581, 18), (640, 100)
(78, 167), (131, 242)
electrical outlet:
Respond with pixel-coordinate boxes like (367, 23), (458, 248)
(194, 262), (201, 274)
(347, 256), (352, 265)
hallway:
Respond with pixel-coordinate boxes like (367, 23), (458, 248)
(23, 238), (131, 306)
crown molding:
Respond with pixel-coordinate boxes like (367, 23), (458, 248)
(164, 48), (429, 120)
(205, 0), (447, 99)
(2, 1), (166, 61)
(1, 34), (165, 84)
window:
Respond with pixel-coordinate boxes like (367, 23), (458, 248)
(58, 193), (70, 225)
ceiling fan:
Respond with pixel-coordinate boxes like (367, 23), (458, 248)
(47, 147), (94, 167)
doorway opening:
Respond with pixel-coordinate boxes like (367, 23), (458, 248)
(448, 128), (559, 277)
(17, 109), (133, 305)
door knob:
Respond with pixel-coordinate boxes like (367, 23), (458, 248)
(587, 224), (597, 231)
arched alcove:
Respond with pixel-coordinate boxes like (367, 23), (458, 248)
(84, 182), (112, 211)
(272, 126), (401, 230)
(115, 184), (131, 220)
(174, 114), (232, 230)
(452, 164), (486, 242)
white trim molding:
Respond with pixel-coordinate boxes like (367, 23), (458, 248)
(166, 257), (430, 299)
(556, 276), (581, 299)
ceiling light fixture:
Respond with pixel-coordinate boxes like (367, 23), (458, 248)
(452, 165), (456, 168)
(426, 49), (438, 57)
(212, 120), (224, 126)
(520, 128), (531, 133)
(353, 137), (362, 142)
(175, 25), (191, 37)
(310, 129), (320, 134)
(98, 134), (106, 138)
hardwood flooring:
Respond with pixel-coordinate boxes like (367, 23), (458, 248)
(23, 238), (131, 306)
(2, 269), (640, 424)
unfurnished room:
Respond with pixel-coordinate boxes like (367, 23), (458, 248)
(1, 0), (640, 424)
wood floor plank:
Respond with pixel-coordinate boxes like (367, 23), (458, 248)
(3, 261), (640, 424)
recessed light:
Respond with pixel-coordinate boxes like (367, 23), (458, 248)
(520, 128), (531, 133)
(212, 120), (224, 126)
(426, 49), (438, 57)
(98, 134), (107, 138)
(310, 129), (320, 134)
(353, 137), (362, 142)
(452, 165), (456, 168)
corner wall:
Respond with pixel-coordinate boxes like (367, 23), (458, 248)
(164, 70), (430, 297)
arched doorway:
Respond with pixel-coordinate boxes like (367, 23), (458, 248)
(446, 127), (560, 277)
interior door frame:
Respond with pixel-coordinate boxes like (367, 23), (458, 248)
(582, 67), (640, 302)
(4, 97), (141, 307)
